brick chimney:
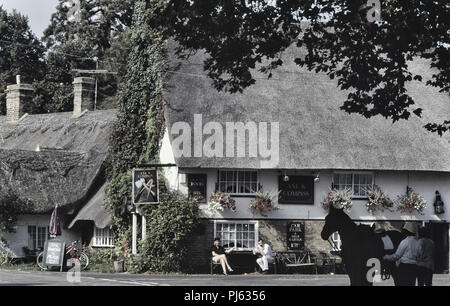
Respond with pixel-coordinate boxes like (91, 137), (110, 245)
(73, 77), (96, 117)
(6, 82), (33, 123)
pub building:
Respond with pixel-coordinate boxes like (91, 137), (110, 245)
(159, 43), (450, 274)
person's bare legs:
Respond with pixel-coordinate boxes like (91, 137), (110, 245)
(219, 257), (228, 275)
(220, 254), (233, 272)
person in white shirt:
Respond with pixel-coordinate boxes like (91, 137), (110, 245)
(384, 222), (421, 286)
(253, 239), (274, 274)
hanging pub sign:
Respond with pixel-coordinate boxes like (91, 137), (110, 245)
(132, 169), (159, 205)
(43, 239), (65, 272)
(287, 221), (305, 250)
(188, 174), (207, 203)
(278, 175), (314, 204)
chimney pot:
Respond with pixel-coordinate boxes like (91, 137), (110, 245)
(73, 77), (96, 117)
(6, 83), (33, 122)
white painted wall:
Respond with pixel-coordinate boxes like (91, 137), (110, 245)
(160, 130), (450, 222)
(1, 214), (81, 258)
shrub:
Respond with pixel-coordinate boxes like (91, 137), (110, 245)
(128, 191), (199, 273)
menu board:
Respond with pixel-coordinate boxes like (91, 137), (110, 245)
(188, 174), (207, 203)
(278, 176), (314, 204)
(287, 222), (305, 250)
(43, 240), (65, 270)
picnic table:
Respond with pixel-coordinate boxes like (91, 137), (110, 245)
(276, 250), (318, 274)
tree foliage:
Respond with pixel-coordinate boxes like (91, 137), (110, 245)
(105, 0), (167, 241)
(153, 0), (450, 133)
(128, 191), (199, 273)
(0, 190), (28, 233)
(40, 0), (137, 112)
(0, 7), (46, 115)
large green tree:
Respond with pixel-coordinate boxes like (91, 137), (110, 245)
(0, 7), (46, 115)
(153, 0), (450, 134)
(41, 0), (136, 112)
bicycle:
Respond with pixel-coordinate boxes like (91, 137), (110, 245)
(37, 240), (89, 271)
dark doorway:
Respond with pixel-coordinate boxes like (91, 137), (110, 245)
(426, 222), (449, 274)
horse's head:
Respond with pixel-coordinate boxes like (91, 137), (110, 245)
(321, 205), (352, 240)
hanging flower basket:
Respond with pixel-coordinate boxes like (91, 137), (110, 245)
(364, 185), (394, 215)
(396, 188), (427, 214)
(250, 190), (280, 217)
(208, 191), (237, 212)
(321, 187), (353, 211)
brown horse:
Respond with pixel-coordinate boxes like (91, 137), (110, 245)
(321, 206), (404, 286)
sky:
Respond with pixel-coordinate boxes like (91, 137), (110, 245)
(0, 0), (59, 37)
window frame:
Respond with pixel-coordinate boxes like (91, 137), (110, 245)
(213, 220), (259, 251)
(27, 225), (48, 250)
(217, 170), (260, 196)
(92, 226), (115, 248)
(332, 171), (375, 199)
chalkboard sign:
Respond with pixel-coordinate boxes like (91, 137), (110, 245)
(43, 240), (65, 271)
(132, 169), (159, 205)
(287, 222), (305, 250)
(279, 176), (314, 204)
(188, 174), (207, 203)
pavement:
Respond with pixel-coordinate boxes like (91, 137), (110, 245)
(1, 269), (450, 286)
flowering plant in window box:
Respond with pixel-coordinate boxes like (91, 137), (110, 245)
(321, 187), (353, 211)
(364, 185), (394, 215)
(250, 190), (280, 217)
(208, 191), (237, 212)
(395, 188), (427, 214)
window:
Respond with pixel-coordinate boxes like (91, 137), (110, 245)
(330, 232), (342, 252)
(214, 221), (259, 251)
(218, 170), (258, 195)
(93, 226), (114, 247)
(28, 226), (48, 250)
(333, 173), (373, 198)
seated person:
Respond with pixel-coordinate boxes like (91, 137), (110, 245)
(211, 237), (236, 275)
(253, 239), (274, 274)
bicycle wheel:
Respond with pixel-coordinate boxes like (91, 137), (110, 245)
(79, 252), (89, 271)
(36, 252), (48, 270)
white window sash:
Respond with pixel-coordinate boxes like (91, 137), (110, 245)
(332, 172), (374, 199)
(218, 170), (259, 195)
(93, 226), (114, 247)
(213, 220), (259, 251)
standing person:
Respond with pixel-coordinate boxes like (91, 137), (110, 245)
(417, 227), (435, 286)
(253, 239), (274, 274)
(211, 237), (235, 275)
(383, 222), (421, 286)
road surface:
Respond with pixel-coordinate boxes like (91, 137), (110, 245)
(1, 269), (450, 286)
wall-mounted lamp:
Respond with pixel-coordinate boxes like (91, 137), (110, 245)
(313, 171), (320, 183)
(434, 190), (445, 215)
(283, 172), (290, 182)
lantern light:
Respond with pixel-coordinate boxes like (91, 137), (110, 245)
(434, 190), (445, 215)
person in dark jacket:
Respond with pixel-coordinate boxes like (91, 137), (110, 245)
(211, 237), (236, 275)
(417, 227), (435, 286)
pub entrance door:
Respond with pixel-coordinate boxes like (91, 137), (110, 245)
(425, 222), (449, 273)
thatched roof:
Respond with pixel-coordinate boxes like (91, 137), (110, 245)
(68, 185), (112, 229)
(163, 45), (450, 172)
(0, 110), (117, 213)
